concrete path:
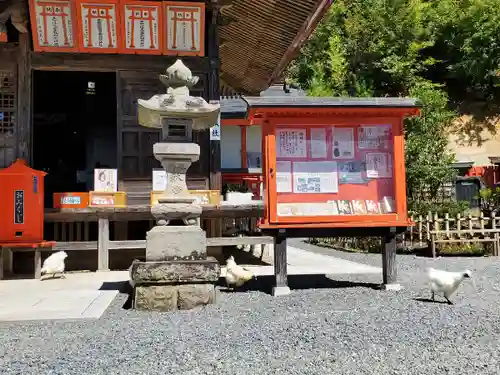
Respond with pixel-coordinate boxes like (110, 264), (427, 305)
(0, 271), (127, 322)
(0, 245), (379, 322)
(221, 245), (381, 277)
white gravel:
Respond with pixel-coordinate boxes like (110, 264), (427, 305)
(1, 239), (500, 374)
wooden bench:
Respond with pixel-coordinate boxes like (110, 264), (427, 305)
(0, 241), (56, 279)
(429, 229), (500, 258)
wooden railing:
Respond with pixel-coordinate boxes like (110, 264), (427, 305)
(403, 212), (500, 249)
(313, 212), (500, 254)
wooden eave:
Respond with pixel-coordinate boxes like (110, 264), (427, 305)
(219, 0), (331, 95)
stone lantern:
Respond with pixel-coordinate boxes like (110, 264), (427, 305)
(129, 59), (221, 311)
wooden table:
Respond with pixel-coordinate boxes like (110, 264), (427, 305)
(44, 203), (265, 222)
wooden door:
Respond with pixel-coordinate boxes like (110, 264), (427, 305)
(116, 70), (210, 189)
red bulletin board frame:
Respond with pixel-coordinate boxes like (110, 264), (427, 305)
(248, 106), (420, 229)
(76, 0), (122, 54)
(29, 0), (80, 53)
(119, 0), (163, 55)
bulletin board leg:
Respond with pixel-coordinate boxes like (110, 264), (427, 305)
(381, 227), (401, 291)
(272, 230), (291, 296)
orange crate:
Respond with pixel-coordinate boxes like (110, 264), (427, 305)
(53, 192), (89, 209)
(89, 191), (127, 208)
(150, 190), (221, 206)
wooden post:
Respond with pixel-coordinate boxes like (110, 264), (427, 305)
(494, 232), (499, 256)
(382, 227), (400, 290)
(273, 229), (290, 296)
(418, 214), (423, 247)
(98, 217), (110, 271)
(3, 247), (12, 275)
(208, 5), (221, 190)
(17, 32), (32, 162)
(34, 249), (42, 279)
(0, 248), (4, 280)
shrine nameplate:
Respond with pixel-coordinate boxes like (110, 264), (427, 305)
(164, 1), (205, 57)
(77, 0), (120, 53)
(29, 0), (78, 52)
(121, 1), (163, 55)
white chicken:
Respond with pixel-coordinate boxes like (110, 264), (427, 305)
(40, 251), (68, 280)
(225, 255), (255, 288)
(427, 267), (472, 304)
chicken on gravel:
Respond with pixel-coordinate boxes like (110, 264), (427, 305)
(427, 267), (472, 304)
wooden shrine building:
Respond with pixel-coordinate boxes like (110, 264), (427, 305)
(0, 0), (330, 205)
(0, 0), (330, 274)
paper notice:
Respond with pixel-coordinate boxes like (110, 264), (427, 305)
(358, 125), (392, 150)
(310, 128), (327, 158)
(276, 160), (292, 192)
(94, 169), (117, 192)
(292, 161), (338, 194)
(366, 152), (393, 178)
(332, 127), (355, 159)
(152, 168), (167, 191)
(276, 129), (307, 158)
(338, 160), (367, 184)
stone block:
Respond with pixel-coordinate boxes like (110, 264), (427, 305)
(177, 284), (216, 310)
(131, 257), (220, 284)
(134, 285), (178, 312)
(146, 225), (206, 261)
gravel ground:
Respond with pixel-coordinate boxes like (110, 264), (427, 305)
(1, 240), (500, 375)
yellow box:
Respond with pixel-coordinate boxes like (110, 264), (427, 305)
(89, 191), (127, 208)
(150, 190), (221, 206)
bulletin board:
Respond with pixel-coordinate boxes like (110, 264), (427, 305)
(265, 120), (407, 227)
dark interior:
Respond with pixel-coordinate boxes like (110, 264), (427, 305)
(32, 70), (117, 207)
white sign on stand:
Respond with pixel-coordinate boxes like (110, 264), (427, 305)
(210, 101), (221, 141)
(94, 169), (117, 192)
(152, 169), (167, 191)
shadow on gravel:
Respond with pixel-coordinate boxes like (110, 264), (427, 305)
(219, 274), (380, 295)
(413, 297), (449, 304)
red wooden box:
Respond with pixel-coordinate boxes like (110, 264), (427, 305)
(0, 159), (47, 243)
(53, 192), (89, 209)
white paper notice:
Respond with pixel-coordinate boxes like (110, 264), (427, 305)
(366, 152), (393, 178)
(152, 169), (167, 191)
(292, 161), (338, 194)
(94, 169), (117, 192)
(276, 128), (307, 158)
(276, 160), (292, 193)
(310, 128), (327, 158)
(332, 127), (355, 159)
(358, 125), (392, 150)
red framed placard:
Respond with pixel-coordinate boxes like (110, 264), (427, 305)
(76, 0), (121, 54)
(245, 103), (420, 229)
(29, 0), (79, 52)
(120, 1), (163, 55)
(163, 1), (205, 57)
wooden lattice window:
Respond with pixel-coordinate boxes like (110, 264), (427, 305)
(0, 70), (16, 168)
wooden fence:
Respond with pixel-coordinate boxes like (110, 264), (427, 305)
(315, 212), (500, 253)
(403, 212), (500, 249)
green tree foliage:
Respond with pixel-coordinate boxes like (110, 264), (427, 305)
(288, 0), (500, 202)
